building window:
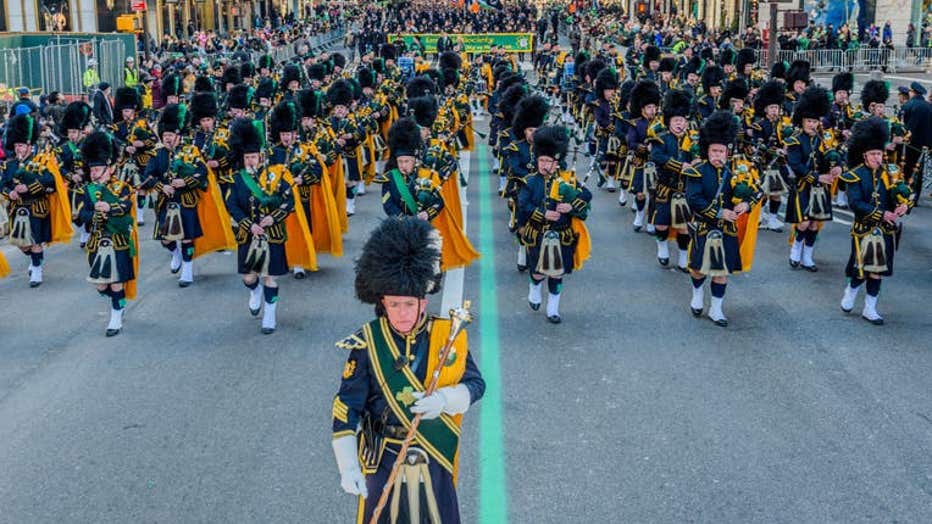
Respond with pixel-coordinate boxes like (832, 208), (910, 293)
(96, 0), (119, 32)
(0, 0), (7, 32)
(39, 0), (71, 31)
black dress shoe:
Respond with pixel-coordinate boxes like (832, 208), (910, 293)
(178, 280), (192, 288)
(712, 317), (729, 327)
(658, 257), (669, 267)
(250, 306), (261, 317)
(633, 225), (642, 232)
(171, 265), (181, 274)
(802, 264), (818, 272)
(547, 314), (562, 324)
(105, 327), (121, 337)
(862, 315), (884, 326)
(29, 280), (41, 288)
(618, 200), (626, 207)
(529, 301), (540, 311)
(294, 271), (307, 280)
(841, 305), (853, 314)
(691, 307), (703, 317)
(606, 186), (617, 193)
(517, 264), (527, 273)
(80, 242), (86, 249)
(789, 259), (800, 269)
(261, 327), (275, 334)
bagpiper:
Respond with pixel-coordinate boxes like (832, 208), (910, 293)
(326, 79), (365, 217)
(57, 101), (92, 247)
(785, 86), (835, 271)
(505, 92), (548, 271)
(825, 72), (858, 208)
(516, 125), (592, 323)
(77, 131), (139, 336)
(330, 216), (484, 523)
(750, 80), (791, 232)
(648, 89), (695, 270)
(685, 111), (762, 327)
(839, 117), (913, 325)
(225, 118), (315, 334)
(697, 65), (725, 121)
(626, 80), (661, 232)
(111, 86), (156, 226)
(783, 60), (810, 115)
(2, 113), (71, 287)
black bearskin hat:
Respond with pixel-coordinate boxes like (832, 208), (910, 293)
(194, 75), (214, 93)
(227, 84), (253, 110)
(371, 57), (386, 75)
(379, 43), (397, 61)
(770, 60), (787, 80)
(585, 59), (606, 81)
(532, 125), (569, 161)
(161, 73), (182, 97)
(256, 77), (278, 101)
(720, 48), (737, 66)
(406, 75), (437, 99)
(698, 110), (737, 159)
(388, 117), (423, 158)
(158, 104), (190, 136)
(719, 78), (749, 109)
(659, 57), (677, 73)
(270, 101), (300, 139)
(190, 92), (218, 123)
(497, 74), (524, 95)
(684, 56), (703, 77)
(306, 63), (326, 81)
(662, 89), (692, 125)
(114, 86), (140, 111)
(282, 64), (302, 87)
(792, 85), (831, 126)
(785, 59), (810, 89)
(442, 68), (460, 89)
(227, 118), (265, 169)
(618, 80), (636, 112)
(297, 89), (323, 120)
(4, 114), (39, 149)
(81, 131), (119, 167)
(408, 95), (438, 128)
(422, 69), (444, 91)
(754, 80), (785, 115)
(240, 62), (256, 80)
(643, 45), (661, 64)
(222, 65), (242, 87)
(629, 80), (661, 118)
(357, 67), (376, 89)
(595, 68), (619, 96)
(512, 95), (549, 138)
(327, 79), (354, 108)
(440, 51), (462, 71)
(736, 48), (757, 72)
(258, 54), (274, 71)
(701, 65), (725, 92)
(831, 72), (854, 94)
(846, 116), (889, 166)
(355, 217), (442, 304)
(60, 101), (91, 133)
(699, 47), (714, 62)
(499, 83), (528, 125)
(331, 52), (347, 70)
(860, 80), (889, 109)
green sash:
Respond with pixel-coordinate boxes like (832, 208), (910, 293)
(87, 182), (135, 256)
(364, 318), (460, 474)
(389, 168), (418, 215)
(238, 170), (282, 208)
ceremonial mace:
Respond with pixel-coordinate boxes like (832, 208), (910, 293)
(369, 301), (473, 524)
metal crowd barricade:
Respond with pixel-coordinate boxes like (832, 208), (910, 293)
(760, 47), (932, 73)
(0, 38), (126, 97)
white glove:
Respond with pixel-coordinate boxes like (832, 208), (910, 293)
(332, 435), (368, 498)
(410, 384), (472, 420)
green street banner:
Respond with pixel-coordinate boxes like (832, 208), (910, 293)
(388, 33), (534, 53)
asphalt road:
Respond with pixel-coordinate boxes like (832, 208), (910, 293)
(3, 86), (932, 523)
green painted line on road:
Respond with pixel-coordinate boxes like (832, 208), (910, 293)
(476, 142), (509, 524)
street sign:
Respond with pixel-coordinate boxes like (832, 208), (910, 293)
(131, 0), (146, 11)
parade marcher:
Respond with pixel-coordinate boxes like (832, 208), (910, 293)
(697, 65), (724, 121)
(506, 93), (548, 271)
(593, 68), (620, 192)
(839, 117), (913, 325)
(190, 91), (233, 197)
(648, 89), (695, 270)
(326, 79), (365, 217)
(783, 60), (810, 115)
(331, 216), (485, 523)
(225, 118), (315, 334)
(657, 57), (677, 94)
(785, 86), (835, 271)
(640, 45), (661, 81)
(685, 110), (761, 327)
(111, 86), (156, 226)
(825, 72), (858, 208)
(517, 125), (591, 323)
(57, 101), (92, 247)
(77, 131), (138, 337)
(627, 80), (661, 232)
(141, 103), (232, 286)
(2, 113), (72, 287)
(751, 80), (791, 232)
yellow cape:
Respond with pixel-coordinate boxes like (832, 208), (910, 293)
(282, 171), (318, 271)
(309, 157), (343, 257)
(736, 202), (762, 272)
(193, 170), (236, 258)
(363, 134), (378, 184)
(125, 199), (140, 300)
(434, 205), (479, 271)
(0, 250), (10, 279)
(439, 175), (464, 227)
(328, 159), (349, 233)
(571, 218), (591, 271)
(39, 151), (74, 245)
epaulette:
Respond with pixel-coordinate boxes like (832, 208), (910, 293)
(783, 135), (800, 146)
(336, 329), (367, 351)
(682, 162), (703, 178)
(839, 167), (861, 184)
(504, 142), (519, 152)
